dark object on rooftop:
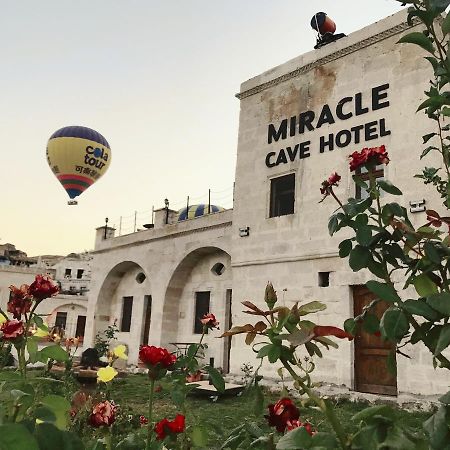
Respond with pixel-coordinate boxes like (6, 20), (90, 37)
(311, 12), (346, 49)
(80, 347), (108, 370)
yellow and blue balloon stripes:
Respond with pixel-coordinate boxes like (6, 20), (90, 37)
(46, 125), (111, 201)
(178, 204), (224, 221)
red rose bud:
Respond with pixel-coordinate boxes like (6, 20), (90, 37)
(320, 172), (341, 199)
(200, 313), (219, 329)
(0, 319), (25, 340)
(349, 145), (389, 172)
(313, 325), (354, 340)
(266, 398), (300, 433)
(89, 400), (117, 427)
(28, 275), (59, 302)
(154, 414), (185, 440)
(7, 285), (32, 320)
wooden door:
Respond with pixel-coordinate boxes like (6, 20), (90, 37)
(223, 289), (232, 374)
(353, 286), (397, 396)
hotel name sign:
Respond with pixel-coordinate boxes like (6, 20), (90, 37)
(265, 83), (391, 168)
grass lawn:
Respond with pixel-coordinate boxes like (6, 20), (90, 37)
(108, 374), (432, 448)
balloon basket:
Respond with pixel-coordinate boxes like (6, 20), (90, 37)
(68, 200), (78, 206)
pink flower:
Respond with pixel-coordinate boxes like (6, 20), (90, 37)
(139, 415), (148, 426)
(286, 419), (315, 435)
(154, 414), (185, 440)
(28, 275), (59, 302)
(349, 145), (389, 172)
(200, 313), (219, 329)
(7, 285), (32, 319)
(0, 319), (25, 340)
(89, 400), (117, 427)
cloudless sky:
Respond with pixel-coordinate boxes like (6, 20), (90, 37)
(0, 0), (404, 256)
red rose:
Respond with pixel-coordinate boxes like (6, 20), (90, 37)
(286, 420), (314, 435)
(154, 414), (185, 440)
(89, 400), (117, 427)
(266, 398), (300, 432)
(313, 325), (354, 340)
(28, 275), (59, 302)
(349, 145), (389, 172)
(139, 345), (176, 380)
(320, 172), (341, 199)
(0, 319), (25, 340)
(200, 313), (219, 329)
(7, 285), (32, 319)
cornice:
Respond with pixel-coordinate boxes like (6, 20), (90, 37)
(92, 221), (233, 255)
(236, 19), (418, 100)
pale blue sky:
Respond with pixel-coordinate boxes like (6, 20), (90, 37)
(0, 1), (404, 255)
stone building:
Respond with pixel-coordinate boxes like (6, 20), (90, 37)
(85, 10), (447, 397)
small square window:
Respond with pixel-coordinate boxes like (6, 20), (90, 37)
(269, 173), (295, 218)
(65, 268), (71, 278)
(318, 272), (330, 288)
(77, 269), (84, 279)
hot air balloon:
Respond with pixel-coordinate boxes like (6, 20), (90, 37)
(46, 126), (111, 205)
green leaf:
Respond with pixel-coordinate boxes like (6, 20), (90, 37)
(204, 366), (225, 393)
(268, 345), (281, 363)
(398, 32), (435, 54)
(435, 324), (450, 355)
(424, 405), (450, 449)
(352, 404), (392, 423)
(439, 391), (450, 405)
(253, 384), (264, 416)
(362, 314), (379, 334)
(387, 350), (397, 376)
(115, 433), (146, 450)
(34, 423), (65, 450)
(40, 395), (71, 430)
(338, 239), (352, 258)
(276, 427), (313, 449)
(40, 345), (69, 363)
(356, 226), (372, 246)
(256, 344), (272, 359)
(328, 214), (339, 236)
(380, 308), (409, 341)
(414, 274), (438, 297)
(191, 425), (208, 448)
(423, 132), (437, 144)
(366, 280), (401, 304)
(403, 299), (441, 321)
(427, 292), (450, 316)
(430, 0), (450, 12)
(0, 424), (39, 450)
(344, 318), (358, 335)
(349, 245), (370, 271)
(286, 329), (313, 346)
(421, 145), (439, 159)
(377, 179), (402, 195)
(298, 301), (326, 316)
(424, 241), (441, 264)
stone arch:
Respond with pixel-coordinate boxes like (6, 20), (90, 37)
(161, 246), (232, 367)
(94, 261), (151, 341)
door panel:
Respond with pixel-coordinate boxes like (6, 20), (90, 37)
(354, 285), (397, 396)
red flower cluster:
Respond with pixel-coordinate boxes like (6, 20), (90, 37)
(139, 345), (177, 380)
(28, 275), (59, 302)
(0, 319), (25, 340)
(320, 172), (341, 200)
(313, 325), (354, 341)
(200, 313), (219, 329)
(349, 145), (389, 172)
(286, 419), (314, 435)
(7, 285), (32, 319)
(139, 415), (148, 426)
(154, 414), (185, 440)
(89, 400), (117, 427)
(266, 398), (300, 432)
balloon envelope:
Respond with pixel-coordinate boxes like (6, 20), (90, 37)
(46, 126), (111, 200)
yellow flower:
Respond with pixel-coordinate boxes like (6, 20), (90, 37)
(97, 366), (118, 383)
(33, 326), (49, 338)
(113, 344), (128, 360)
(0, 314), (7, 325)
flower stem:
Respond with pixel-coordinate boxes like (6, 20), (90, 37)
(281, 360), (349, 450)
(146, 378), (155, 449)
(104, 430), (112, 450)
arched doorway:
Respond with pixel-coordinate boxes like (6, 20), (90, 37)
(162, 246), (232, 373)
